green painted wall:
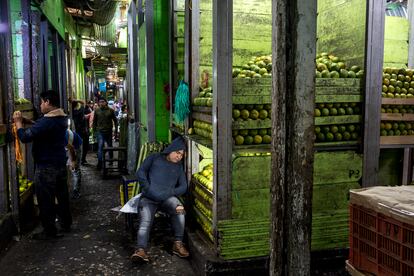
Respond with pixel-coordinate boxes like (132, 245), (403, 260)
(10, 0), (24, 98)
(384, 16), (409, 68)
(76, 53), (85, 100)
(199, 0), (271, 81)
(154, 0), (170, 142)
(317, 0), (366, 68)
(139, 25), (148, 146)
(40, 0), (66, 39)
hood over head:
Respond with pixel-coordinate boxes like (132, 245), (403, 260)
(162, 136), (186, 154)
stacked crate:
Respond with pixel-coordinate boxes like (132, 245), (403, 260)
(380, 68), (414, 146)
(349, 186), (414, 275)
(192, 78), (272, 147)
(311, 77), (364, 251)
(191, 78), (272, 260)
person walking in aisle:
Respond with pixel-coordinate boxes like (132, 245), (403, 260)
(93, 98), (117, 170)
(13, 90), (72, 239)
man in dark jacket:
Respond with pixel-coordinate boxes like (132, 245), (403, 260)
(93, 98), (117, 170)
(71, 99), (90, 165)
(131, 136), (189, 262)
(13, 90), (72, 240)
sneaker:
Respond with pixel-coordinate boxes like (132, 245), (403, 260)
(32, 231), (63, 240)
(172, 241), (189, 258)
(130, 248), (149, 263)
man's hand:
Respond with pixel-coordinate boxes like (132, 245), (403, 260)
(13, 111), (23, 129)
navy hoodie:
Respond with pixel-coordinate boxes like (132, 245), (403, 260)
(136, 137), (188, 202)
(17, 108), (68, 168)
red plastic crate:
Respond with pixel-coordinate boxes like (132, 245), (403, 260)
(349, 204), (414, 276)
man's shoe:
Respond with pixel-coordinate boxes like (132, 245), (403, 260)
(172, 241), (189, 258)
(32, 231), (63, 240)
(130, 248), (149, 263)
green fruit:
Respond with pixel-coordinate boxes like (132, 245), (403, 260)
(259, 109), (268, 119)
(343, 131), (351, 140)
(315, 126), (321, 134)
(317, 63), (328, 72)
(350, 65), (361, 73)
(329, 108), (338, 116)
(330, 125), (339, 133)
(338, 125), (347, 133)
(322, 126), (330, 134)
(334, 133), (343, 141)
(326, 132), (334, 141)
(338, 108), (346, 115)
(346, 107), (354, 115)
(321, 70), (330, 78)
(244, 136), (254, 145)
(239, 129), (249, 136)
(348, 71), (356, 78)
(255, 104), (264, 110)
(241, 109), (250, 119)
(317, 133), (325, 142)
(234, 135), (244, 145)
(321, 108), (330, 116)
(253, 135), (263, 144)
(262, 135), (271, 144)
(249, 109), (259, 120)
(356, 70), (364, 78)
(339, 69), (348, 78)
(347, 124), (356, 132)
(258, 129), (268, 136)
(380, 129), (387, 136)
(314, 109), (321, 117)
(245, 104), (254, 110)
(233, 109), (241, 119)
(249, 129), (258, 136)
(330, 71), (340, 78)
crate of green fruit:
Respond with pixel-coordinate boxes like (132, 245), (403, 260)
(380, 121), (414, 146)
(315, 124), (361, 147)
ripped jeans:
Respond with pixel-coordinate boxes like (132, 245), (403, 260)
(136, 196), (185, 249)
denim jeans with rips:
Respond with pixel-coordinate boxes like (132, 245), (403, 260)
(136, 196), (185, 249)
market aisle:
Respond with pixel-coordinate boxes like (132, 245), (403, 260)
(0, 154), (195, 275)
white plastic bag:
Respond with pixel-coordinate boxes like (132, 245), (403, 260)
(119, 193), (142, 213)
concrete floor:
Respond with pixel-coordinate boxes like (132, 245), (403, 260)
(0, 154), (195, 276)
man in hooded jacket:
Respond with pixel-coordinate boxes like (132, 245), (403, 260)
(13, 90), (72, 240)
(131, 136), (189, 262)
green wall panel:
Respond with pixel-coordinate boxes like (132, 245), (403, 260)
(313, 151), (363, 185)
(232, 155), (271, 190)
(139, 25), (148, 146)
(199, 0), (271, 77)
(317, 0), (366, 68)
(384, 16), (409, 67)
(154, 0), (170, 142)
(40, 0), (66, 39)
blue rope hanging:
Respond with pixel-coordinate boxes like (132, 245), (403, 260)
(174, 80), (190, 123)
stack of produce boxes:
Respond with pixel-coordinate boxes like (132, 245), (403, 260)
(380, 67), (414, 145)
(312, 53), (364, 251)
(191, 53), (364, 259)
(348, 186), (414, 275)
(191, 55), (273, 259)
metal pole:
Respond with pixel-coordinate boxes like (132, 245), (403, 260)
(362, 0), (386, 187)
